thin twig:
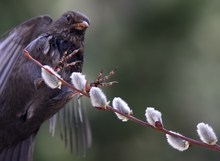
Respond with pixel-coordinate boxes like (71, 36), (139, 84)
(105, 106), (220, 152)
(23, 49), (220, 152)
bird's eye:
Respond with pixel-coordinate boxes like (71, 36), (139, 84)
(66, 14), (71, 22)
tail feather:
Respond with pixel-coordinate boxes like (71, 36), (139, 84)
(0, 135), (35, 161)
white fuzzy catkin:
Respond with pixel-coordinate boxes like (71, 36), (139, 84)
(90, 87), (108, 108)
(166, 131), (189, 151)
(197, 123), (218, 145)
(145, 107), (163, 127)
(41, 65), (62, 89)
(112, 97), (132, 122)
(70, 72), (87, 91)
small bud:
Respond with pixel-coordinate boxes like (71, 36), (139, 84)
(112, 97), (132, 122)
(41, 65), (62, 89)
(145, 107), (163, 127)
(90, 87), (108, 108)
(197, 122), (218, 145)
(166, 131), (189, 151)
(70, 72), (87, 91)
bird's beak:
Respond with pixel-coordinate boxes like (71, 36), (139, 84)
(73, 21), (89, 30)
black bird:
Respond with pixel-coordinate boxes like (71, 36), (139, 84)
(0, 11), (91, 161)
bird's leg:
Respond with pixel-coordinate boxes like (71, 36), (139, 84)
(55, 51), (68, 72)
(55, 49), (80, 72)
(31, 49), (81, 90)
(90, 67), (118, 88)
(64, 61), (81, 68)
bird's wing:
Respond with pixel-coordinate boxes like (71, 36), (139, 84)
(0, 14), (92, 158)
(0, 15), (53, 161)
(50, 95), (92, 156)
(0, 15), (53, 94)
(0, 135), (35, 161)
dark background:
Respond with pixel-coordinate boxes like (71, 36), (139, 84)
(1, 0), (220, 160)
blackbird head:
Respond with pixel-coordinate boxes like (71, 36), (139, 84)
(52, 11), (90, 37)
(62, 11), (90, 30)
(47, 11), (90, 76)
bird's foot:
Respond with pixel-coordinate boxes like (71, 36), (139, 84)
(55, 49), (80, 72)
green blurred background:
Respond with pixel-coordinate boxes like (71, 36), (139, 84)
(1, 0), (220, 160)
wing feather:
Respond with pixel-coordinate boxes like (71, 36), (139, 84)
(0, 15), (52, 94)
(0, 15), (52, 161)
(51, 96), (92, 156)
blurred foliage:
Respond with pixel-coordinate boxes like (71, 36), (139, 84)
(1, 0), (220, 160)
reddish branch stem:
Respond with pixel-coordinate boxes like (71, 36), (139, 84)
(23, 49), (220, 152)
(105, 106), (220, 152)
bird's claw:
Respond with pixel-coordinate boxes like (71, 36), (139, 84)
(64, 60), (81, 69)
(55, 49), (80, 72)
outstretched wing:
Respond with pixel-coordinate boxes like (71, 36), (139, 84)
(0, 14), (92, 159)
(0, 135), (35, 161)
(0, 15), (53, 161)
(0, 15), (53, 94)
(50, 95), (92, 156)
